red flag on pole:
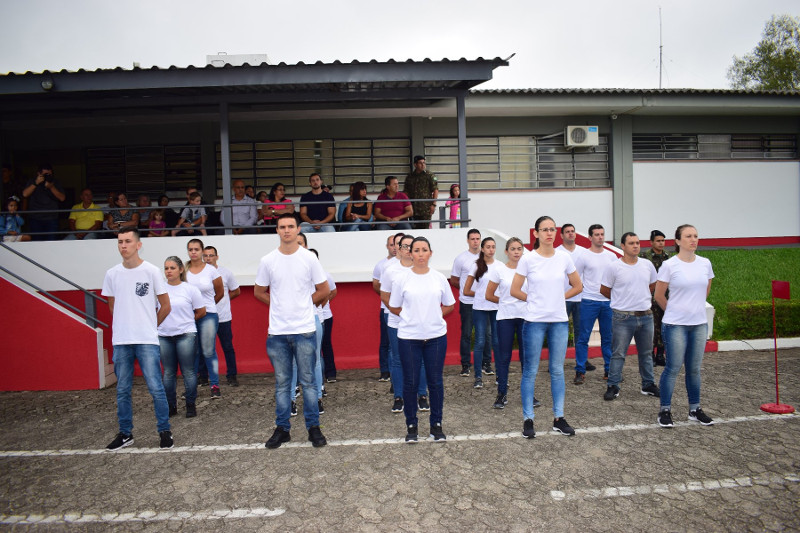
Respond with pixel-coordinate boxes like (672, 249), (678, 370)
(772, 280), (790, 300)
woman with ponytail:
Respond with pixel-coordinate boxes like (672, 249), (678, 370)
(463, 237), (499, 389)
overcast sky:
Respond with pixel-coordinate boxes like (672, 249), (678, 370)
(2, 0), (797, 90)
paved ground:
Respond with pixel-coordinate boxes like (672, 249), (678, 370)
(1, 349), (799, 532)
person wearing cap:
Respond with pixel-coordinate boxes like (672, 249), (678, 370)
(403, 155), (438, 230)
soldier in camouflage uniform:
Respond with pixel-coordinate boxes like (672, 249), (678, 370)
(403, 155), (438, 230)
(640, 229), (672, 366)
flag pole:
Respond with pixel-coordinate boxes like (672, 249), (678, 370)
(761, 280), (794, 414)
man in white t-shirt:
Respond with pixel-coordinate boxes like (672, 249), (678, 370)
(255, 213), (331, 449)
(102, 227), (173, 451)
(450, 229), (492, 377)
(574, 224), (616, 385)
(599, 232), (660, 401)
(203, 246), (242, 387)
(556, 223), (590, 369)
(372, 233), (401, 381)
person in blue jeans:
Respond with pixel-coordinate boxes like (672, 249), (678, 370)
(574, 224), (616, 384)
(202, 246), (242, 387)
(102, 227), (173, 450)
(654, 224), (715, 428)
(463, 237), (499, 389)
(255, 213), (331, 448)
(511, 216), (582, 439)
(389, 237), (455, 443)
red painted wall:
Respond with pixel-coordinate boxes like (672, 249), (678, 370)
(1, 278), (100, 391)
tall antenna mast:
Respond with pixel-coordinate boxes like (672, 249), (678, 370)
(659, 6), (663, 89)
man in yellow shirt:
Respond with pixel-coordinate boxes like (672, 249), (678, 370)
(64, 188), (104, 240)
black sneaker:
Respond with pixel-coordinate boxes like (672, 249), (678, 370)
(533, 397), (541, 408)
(418, 395), (430, 411)
(553, 417), (576, 436)
(482, 364), (495, 376)
(689, 408), (714, 426)
(460, 365), (470, 377)
(106, 432), (133, 451)
(168, 404), (178, 417)
(290, 401), (298, 417)
(658, 410), (674, 428)
(185, 403), (196, 418)
(159, 430), (174, 449)
(378, 372), (391, 382)
(473, 378), (483, 389)
(522, 419), (535, 439)
(391, 397), (404, 413)
(198, 377), (209, 387)
(226, 375), (239, 387)
(405, 425), (418, 443)
(326, 377), (337, 383)
(641, 383), (660, 396)
(604, 385), (620, 401)
(493, 393), (507, 409)
(308, 426), (327, 447)
(585, 361), (597, 371)
(322, 386), (327, 398)
(318, 399), (325, 414)
(430, 423), (446, 442)
(210, 385), (221, 399)
(654, 353), (666, 367)
(265, 427), (291, 449)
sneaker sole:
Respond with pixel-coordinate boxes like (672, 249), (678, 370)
(405, 438), (418, 444)
(391, 408), (403, 413)
(429, 435), (447, 442)
(160, 442), (174, 450)
(493, 404), (505, 409)
(658, 418), (674, 428)
(522, 433), (536, 439)
(552, 427), (576, 436)
(641, 390), (658, 396)
(688, 416), (714, 426)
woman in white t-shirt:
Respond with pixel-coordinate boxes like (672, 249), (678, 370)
(654, 224), (715, 428)
(185, 239), (224, 399)
(158, 256), (206, 418)
(463, 237), (498, 389)
(511, 216), (582, 439)
(388, 237), (456, 444)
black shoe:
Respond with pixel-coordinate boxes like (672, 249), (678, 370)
(604, 385), (620, 401)
(391, 397), (404, 413)
(493, 393), (507, 409)
(185, 403), (196, 418)
(482, 364), (495, 376)
(198, 377), (209, 387)
(430, 423), (446, 442)
(378, 372), (391, 382)
(553, 417), (576, 436)
(405, 425), (418, 443)
(654, 354), (666, 367)
(460, 365), (470, 377)
(210, 385), (221, 399)
(159, 430), (174, 449)
(168, 404), (178, 417)
(290, 401), (298, 417)
(573, 372), (585, 385)
(641, 383), (660, 396)
(106, 432), (133, 451)
(585, 361), (597, 371)
(322, 386), (327, 398)
(418, 395), (430, 411)
(473, 378), (483, 389)
(522, 419), (535, 439)
(318, 399), (325, 414)
(226, 375), (239, 387)
(658, 410), (674, 428)
(266, 427), (291, 448)
(308, 426), (327, 447)
(689, 408), (714, 426)
(533, 397), (541, 408)
(326, 377), (337, 383)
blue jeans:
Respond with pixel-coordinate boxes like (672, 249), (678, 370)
(194, 312), (219, 386)
(399, 335), (447, 427)
(565, 300), (582, 345)
(473, 309), (498, 377)
(388, 326), (427, 398)
(378, 311), (390, 373)
(113, 344), (170, 434)
(520, 321), (568, 421)
(217, 320), (237, 377)
(292, 316), (323, 399)
(341, 219), (372, 231)
(608, 312), (655, 388)
(299, 222), (335, 233)
(458, 302), (491, 367)
(575, 299), (612, 374)
(268, 331), (319, 430)
(159, 333), (198, 405)
(63, 231), (99, 240)
(659, 323), (707, 411)
(497, 318), (525, 395)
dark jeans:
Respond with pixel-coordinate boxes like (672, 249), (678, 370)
(378, 311), (390, 373)
(217, 320), (237, 377)
(496, 318), (525, 395)
(322, 317), (336, 379)
(565, 300), (582, 347)
(399, 335), (447, 428)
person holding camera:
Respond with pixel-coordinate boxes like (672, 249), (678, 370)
(22, 163), (65, 241)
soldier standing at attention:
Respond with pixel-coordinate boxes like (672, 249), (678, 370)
(640, 229), (671, 367)
(404, 155), (438, 230)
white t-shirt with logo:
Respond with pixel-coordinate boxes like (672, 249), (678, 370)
(468, 261), (499, 312)
(579, 248), (617, 302)
(557, 244), (586, 303)
(601, 258), (657, 312)
(102, 261), (168, 345)
(186, 264), (221, 314)
(658, 255), (714, 325)
(255, 247), (327, 335)
(381, 261), (412, 328)
(515, 249), (576, 323)
(158, 282), (204, 337)
(451, 249), (479, 304)
(390, 269), (456, 340)
(214, 265), (240, 323)
(488, 263), (527, 321)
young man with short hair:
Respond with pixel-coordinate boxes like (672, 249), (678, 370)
(102, 227), (173, 450)
(556, 224), (594, 378)
(203, 246), (242, 386)
(372, 234), (399, 381)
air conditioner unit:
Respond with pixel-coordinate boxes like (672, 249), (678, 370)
(565, 126), (599, 148)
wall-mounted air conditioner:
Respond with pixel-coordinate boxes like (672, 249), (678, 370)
(565, 126), (599, 148)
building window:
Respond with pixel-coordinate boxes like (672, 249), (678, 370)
(633, 134), (797, 160)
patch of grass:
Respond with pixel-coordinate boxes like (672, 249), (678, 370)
(700, 248), (800, 339)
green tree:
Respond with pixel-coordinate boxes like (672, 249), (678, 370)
(727, 14), (800, 90)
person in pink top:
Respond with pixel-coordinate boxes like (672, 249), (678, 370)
(445, 184), (462, 228)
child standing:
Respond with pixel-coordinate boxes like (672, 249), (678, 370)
(445, 184), (461, 228)
(148, 209), (168, 237)
(1, 196), (31, 242)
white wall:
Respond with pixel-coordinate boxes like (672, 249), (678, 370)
(633, 161), (800, 239)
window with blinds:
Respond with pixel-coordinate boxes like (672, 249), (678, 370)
(633, 134), (797, 160)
